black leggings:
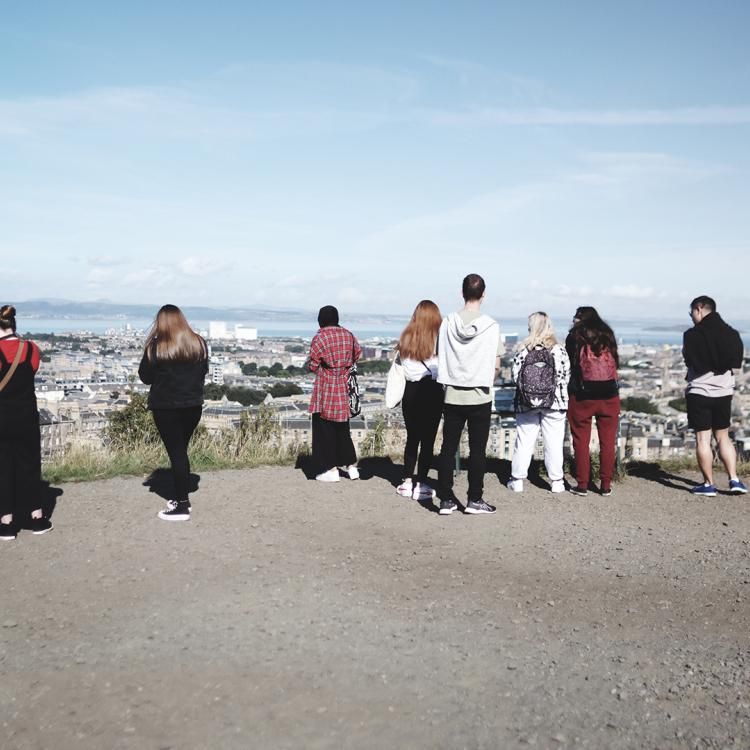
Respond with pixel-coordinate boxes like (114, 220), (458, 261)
(401, 377), (444, 483)
(152, 406), (202, 504)
(0, 403), (41, 518)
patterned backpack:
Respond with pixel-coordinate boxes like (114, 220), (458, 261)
(516, 346), (556, 409)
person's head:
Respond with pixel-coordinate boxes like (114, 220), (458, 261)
(317, 305), (339, 328)
(462, 273), (485, 303)
(689, 295), (716, 325)
(398, 300), (442, 360)
(570, 305), (618, 364)
(144, 304), (205, 362)
(522, 311), (557, 350)
(0, 305), (16, 333)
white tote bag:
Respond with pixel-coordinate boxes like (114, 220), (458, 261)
(385, 354), (406, 408)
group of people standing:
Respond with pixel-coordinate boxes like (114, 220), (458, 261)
(0, 284), (745, 538)
(308, 276), (747, 514)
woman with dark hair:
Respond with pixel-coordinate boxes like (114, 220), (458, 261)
(308, 305), (362, 482)
(395, 300), (444, 501)
(565, 306), (620, 497)
(139, 304), (208, 520)
(0, 305), (52, 540)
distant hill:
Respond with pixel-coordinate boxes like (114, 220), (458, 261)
(16, 298), (409, 325)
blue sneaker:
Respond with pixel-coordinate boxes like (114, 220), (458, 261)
(690, 483), (717, 497)
(729, 479), (748, 494)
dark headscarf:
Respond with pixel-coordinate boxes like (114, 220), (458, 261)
(317, 305), (339, 328)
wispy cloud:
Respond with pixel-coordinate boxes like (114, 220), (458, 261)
(421, 106), (750, 127)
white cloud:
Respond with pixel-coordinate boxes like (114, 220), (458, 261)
(176, 256), (231, 277)
(607, 285), (657, 300)
(423, 106), (750, 127)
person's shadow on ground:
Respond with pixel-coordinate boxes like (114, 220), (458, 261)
(295, 455), (405, 484)
(143, 468), (201, 502)
(17, 480), (63, 530)
(626, 461), (698, 491)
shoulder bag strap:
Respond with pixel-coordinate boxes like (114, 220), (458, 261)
(0, 340), (26, 393)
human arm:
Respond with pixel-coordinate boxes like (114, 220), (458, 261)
(510, 349), (526, 383)
(308, 333), (323, 373)
(138, 348), (154, 384)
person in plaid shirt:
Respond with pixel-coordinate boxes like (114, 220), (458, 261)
(308, 305), (362, 482)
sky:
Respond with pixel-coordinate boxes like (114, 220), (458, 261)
(2, 0), (749, 323)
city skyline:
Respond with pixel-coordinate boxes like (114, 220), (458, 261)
(2, 2), (750, 319)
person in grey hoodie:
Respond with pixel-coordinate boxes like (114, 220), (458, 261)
(436, 273), (501, 515)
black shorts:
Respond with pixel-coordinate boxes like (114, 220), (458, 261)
(686, 394), (732, 432)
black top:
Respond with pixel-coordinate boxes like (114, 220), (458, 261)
(683, 311), (743, 377)
(565, 332), (619, 401)
(0, 336), (38, 406)
(138, 338), (208, 410)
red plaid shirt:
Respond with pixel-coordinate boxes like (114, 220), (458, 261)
(308, 326), (361, 422)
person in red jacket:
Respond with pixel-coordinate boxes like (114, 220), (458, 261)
(0, 305), (53, 540)
(308, 305), (362, 482)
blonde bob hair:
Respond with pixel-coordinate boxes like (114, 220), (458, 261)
(521, 311), (557, 350)
(144, 304), (206, 363)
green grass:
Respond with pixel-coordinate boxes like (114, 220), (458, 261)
(43, 432), (306, 484)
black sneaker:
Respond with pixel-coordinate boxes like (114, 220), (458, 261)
(600, 487), (612, 497)
(465, 500), (496, 514)
(568, 487), (588, 497)
(30, 518), (53, 535)
(158, 502), (191, 521)
(439, 499), (458, 515)
(0, 523), (16, 541)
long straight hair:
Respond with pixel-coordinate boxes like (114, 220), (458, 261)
(398, 300), (442, 361)
(569, 306), (619, 366)
(144, 304), (206, 363)
(521, 311), (557, 350)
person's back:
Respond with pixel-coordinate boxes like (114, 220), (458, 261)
(436, 274), (500, 516)
(683, 296), (747, 496)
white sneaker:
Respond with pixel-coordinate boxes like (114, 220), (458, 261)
(396, 479), (413, 497)
(339, 465), (360, 480)
(507, 478), (524, 492)
(412, 482), (436, 501)
(550, 479), (565, 494)
(315, 468), (340, 482)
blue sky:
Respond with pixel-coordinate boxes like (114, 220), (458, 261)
(2, 1), (749, 322)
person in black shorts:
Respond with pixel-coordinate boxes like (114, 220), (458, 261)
(683, 295), (746, 496)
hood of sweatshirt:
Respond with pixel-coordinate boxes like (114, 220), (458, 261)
(445, 311), (497, 343)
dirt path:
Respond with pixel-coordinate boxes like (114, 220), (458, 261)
(2, 463), (749, 749)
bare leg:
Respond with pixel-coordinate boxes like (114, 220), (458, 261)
(695, 429), (714, 484)
(714, 428), (738, 480)
(31, 509), (42, 519)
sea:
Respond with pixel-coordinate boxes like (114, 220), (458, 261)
(14, 316), (731, 347)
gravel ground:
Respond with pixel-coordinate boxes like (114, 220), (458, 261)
(2, 460), (749, 750)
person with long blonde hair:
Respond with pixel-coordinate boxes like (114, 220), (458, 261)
(508, 311), (570, 494)
(138, 304), (208, 520)
(395, 300), (444, 501)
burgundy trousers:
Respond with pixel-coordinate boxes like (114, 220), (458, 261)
(567, 394), (620, 490)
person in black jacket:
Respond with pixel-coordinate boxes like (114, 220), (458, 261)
(683, 295), (746, 496)
(0, 304), (53, 540)
(139, 305), (208, 520)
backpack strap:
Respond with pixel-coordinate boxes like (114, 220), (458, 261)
(0, 340), (25, 393)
